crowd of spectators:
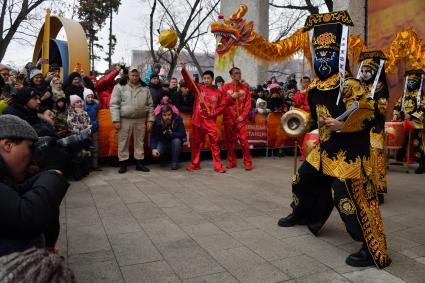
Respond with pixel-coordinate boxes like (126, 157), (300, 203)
(0, 60), (311, 264)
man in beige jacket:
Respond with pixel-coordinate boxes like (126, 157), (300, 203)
(110, 66), (154, 173)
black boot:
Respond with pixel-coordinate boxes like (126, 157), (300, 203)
(346, 244), (374, 267)
(414, 160), (425, 174)
(118, 161), (127, 174)
(378, 193), (384, 204)
(277, 213), (306, 227)
(136, 159), (150, 172)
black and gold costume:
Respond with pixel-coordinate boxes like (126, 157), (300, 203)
(358, 51), (389, 194)
(279, 11), (391, 269)
(393, 69), (425, 173)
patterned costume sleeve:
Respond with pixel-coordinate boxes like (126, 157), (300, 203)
(340, 78), (375, 133)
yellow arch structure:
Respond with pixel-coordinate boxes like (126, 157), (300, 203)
(32, 13), (90, 77)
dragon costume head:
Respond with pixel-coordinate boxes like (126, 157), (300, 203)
(211, 4), (255, 55)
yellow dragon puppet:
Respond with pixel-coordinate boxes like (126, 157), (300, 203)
(211, 4), (424, 74)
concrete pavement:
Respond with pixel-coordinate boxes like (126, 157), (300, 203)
(59, 157), (425, 282)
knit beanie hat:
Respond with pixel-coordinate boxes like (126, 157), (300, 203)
(0, 114), (38, 141)
(83, 88), (94, 101)
(30, 68), (43, 80)
(15, 87), (38, 105)
(69, 95), (81, 106)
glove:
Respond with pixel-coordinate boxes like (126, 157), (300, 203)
(35, 144), (71, 173)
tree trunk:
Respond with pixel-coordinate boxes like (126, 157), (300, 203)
(107, 5), (113, 69)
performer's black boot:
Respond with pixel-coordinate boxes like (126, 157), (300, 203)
(346, 243), (374, 267)
(278, 213), (306, 227)
(414, 160), (425, 174)
(118, 161), (127, 174)
(378, 193), (384, 204)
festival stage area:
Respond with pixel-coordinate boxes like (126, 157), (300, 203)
(59, 157), (425, 282)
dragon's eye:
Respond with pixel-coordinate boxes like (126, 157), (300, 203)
(230, 22), (235, 27)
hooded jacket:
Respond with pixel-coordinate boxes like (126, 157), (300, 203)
(85, 97), (99, 132)
(63, 72), (84, 102)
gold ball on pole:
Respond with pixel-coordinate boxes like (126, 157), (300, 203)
(159, 29), (178, 49)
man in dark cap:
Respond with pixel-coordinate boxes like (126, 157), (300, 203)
(0, 115), (69, 256)
(3, 87), (41, 126)
(172, 80), (195, 113)
(148, 73), (166, 106)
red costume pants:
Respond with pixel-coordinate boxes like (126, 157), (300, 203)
(191, 125), (223, 169)
(224, 121), (252, 166)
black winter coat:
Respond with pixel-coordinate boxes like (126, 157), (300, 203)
(0, 156), (69, 255)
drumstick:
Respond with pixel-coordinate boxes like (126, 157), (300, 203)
(178, 53), (211, 115)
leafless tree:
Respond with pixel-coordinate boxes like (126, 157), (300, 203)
(0, 0), (73, 61)
(268, 0), (330, 42)
(146, 0), (220, 79)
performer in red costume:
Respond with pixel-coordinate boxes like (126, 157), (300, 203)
(222, 67), (252, 170)
(96, 65), (122, 109)
(181, 65), (226, 173)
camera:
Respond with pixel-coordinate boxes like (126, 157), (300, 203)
(32, 128), (92, 173)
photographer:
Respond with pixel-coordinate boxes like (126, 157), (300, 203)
(0, 115), (69, 256)
(150, 106), (186, 170)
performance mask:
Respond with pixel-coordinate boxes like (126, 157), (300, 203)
(303, 11), (353, 103)
(314, 48), (339, 79)
(406, 75), (420, 91)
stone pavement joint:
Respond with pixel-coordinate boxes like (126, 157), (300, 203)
(61, 157), (425, 282)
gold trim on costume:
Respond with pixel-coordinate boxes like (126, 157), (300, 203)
(321, 150), (362, 179)
(292, 193), (300, 206)
(350, 175), (391, 268)
(339, 198), (356, 215)
(307, 73), (341, 92)
(303, 10), (354, 31)
(292, 173), (300, 185)
(370, 132), (384, 149)
(316, 105), (332, 142)
(306, 145), (321, 171)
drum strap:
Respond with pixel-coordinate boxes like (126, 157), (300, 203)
(417, 74), (424, 107)
(401, 77), (408, 112)
(336, 25), (349, 105)
(370, 59), (385, 99)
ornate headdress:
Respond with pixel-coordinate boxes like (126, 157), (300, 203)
(303, 11), (354, 104)
(402, 69), (424, 111)
(357, 50), (387, 99)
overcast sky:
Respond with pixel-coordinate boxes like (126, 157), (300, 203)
(2, 0), (316, 72)
(3, 0), (154, 72)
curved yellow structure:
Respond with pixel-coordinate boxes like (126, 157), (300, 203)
(33, 14), (90, 77)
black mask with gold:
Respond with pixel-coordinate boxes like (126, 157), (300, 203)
(405, 70), (424, 92)
(304, 11), (353, 81)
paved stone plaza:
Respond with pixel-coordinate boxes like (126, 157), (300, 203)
(59, 157), (425, 282)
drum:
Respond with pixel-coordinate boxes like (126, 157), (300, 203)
(384, 122), (405, 149)
(302, 129), (319, 158)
